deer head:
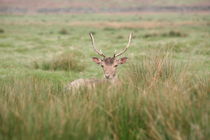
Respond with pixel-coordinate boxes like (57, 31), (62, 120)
(89, 33), (133, 80)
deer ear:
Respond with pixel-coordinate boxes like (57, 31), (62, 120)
(118, 57), (128, 64)
(92, 57), (101, 64)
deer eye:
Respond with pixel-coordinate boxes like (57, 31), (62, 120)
(114, 65), (118, 67)
(101, 65), (104, 68)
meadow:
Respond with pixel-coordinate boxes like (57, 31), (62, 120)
(0, 13), (210, 140)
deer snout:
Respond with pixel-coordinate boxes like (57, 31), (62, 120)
(105, 74), (110, 79)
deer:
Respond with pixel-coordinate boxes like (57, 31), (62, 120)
(66, 33), (133, 90)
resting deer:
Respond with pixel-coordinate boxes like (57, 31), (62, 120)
(66, 33), (133, 90)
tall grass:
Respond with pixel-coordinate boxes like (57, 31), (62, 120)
(33, 52), (85, 72)
(0, 55), (209, 140)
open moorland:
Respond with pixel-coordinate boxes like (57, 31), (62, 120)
(0, 12), (210, 139)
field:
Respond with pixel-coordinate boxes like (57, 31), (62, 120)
(0, 12), (210, 140)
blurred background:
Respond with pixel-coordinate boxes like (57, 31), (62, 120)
(1, 0), (210, 14)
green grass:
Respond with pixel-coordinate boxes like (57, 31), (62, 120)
(33, 51), (85, 72)
(0, 13), (210, 140)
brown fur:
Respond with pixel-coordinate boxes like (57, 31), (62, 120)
(103, 57), (115, 65)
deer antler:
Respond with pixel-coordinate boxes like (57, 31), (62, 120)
(89, 33), (106, 57)
(114, 33), (133, 57)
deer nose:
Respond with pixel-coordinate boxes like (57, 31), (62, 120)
(105, 74), (110, 79)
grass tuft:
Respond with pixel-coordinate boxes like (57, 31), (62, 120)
(34, 52), (85, 72)
(58, 28), (69, 35)
(143, 30), (187, 38)
(0, 28), (4, 33)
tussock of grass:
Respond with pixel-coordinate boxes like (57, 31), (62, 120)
(143, 30), (187, 38)
(34, 52), (85, 72)
(103, 27), (116, 31)
(58, 28), (69, 35)
(0, 55), (209, 140)
(0, 28), (4, 33)
(125, 55), (182, 88)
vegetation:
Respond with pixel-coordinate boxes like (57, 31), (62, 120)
(33, 52), (85, 72)
(143, 30), (187, 38)
(0, 28), (4, 33)
(0, 13), (209, 140)
(58, 28), (69, 35)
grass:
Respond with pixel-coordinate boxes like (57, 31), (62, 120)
(0, 28), (4, 33)
(0, 55), (209, 140)
(58, 28), (69, 35)
(143, 30), (188, 38)
(33, 51), (85, 72)
(0, 13), (210, 140)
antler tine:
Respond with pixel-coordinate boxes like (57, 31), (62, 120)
(114, 33), (133, 57)
(89, 33), (106, 57)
